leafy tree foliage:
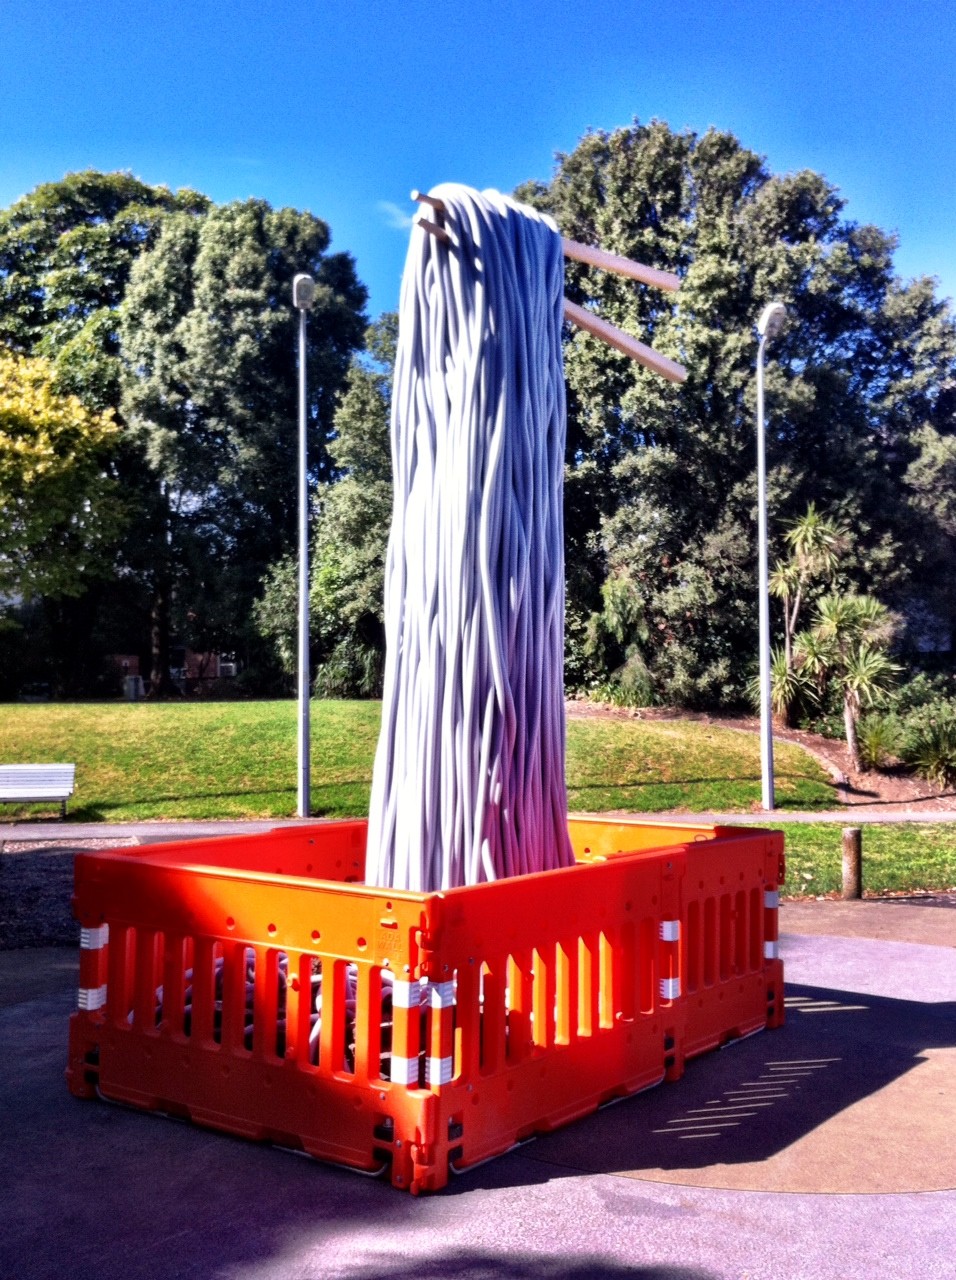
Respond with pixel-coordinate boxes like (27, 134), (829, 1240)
(0, 349), (125, 599)
(0, 172), (210, 693)
(117, 197), (367, 690)
(0, 170), (209, 409)
(903, 423), (956, 652)
(517, 120), (956, 705)
(255, 315), (394, 696)
(0, 173), (366, 695)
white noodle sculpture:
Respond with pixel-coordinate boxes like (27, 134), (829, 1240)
(365, 184), (575, 891)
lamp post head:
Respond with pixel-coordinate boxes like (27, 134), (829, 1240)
(293, 273), (316, 311)
(757, 301), (787, 340)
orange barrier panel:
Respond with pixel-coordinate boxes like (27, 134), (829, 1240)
(67, 817), (784, 1193)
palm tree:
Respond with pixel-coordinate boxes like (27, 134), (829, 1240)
(796, 593), (900, 771)
(757, 644), (818, 725)
(769, 503), (848, 724)
(770, 504), (847, 658)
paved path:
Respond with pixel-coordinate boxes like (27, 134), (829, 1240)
(1, 823), (954, 1279)
(2, 808), (956, 848)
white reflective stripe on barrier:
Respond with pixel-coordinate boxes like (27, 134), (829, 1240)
(390, 1056), (418, 1085)
(659, 976), (681, 1001)
(80, 924), (109, 949)
(660, 919), (680, 942)
(764, 890), (780, 910)
(764, 940), (780, 960)
(391, 980), (420, 1009)
(78, 984), (107, 1011)
(427, 980), (456, 1009)
(426, 1056), (454, 1085)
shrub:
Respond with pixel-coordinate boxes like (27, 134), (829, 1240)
(855, 712), (901, 771)
(899, 701), (956, 788)
(316, 640), (383, 699)
(889, 672), (956, 715)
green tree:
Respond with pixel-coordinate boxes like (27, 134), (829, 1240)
(517, 120), (956, 706)
(0, 170), (208, 406)
(0, 172), (211, 691)
(795, 594), (900, 771)
(903, 422), (956, 652)
(254, 315), (395, 695)
(0, 349), (125, 600)
(120, 198), (367, 691)
(768, 502), (848, 722)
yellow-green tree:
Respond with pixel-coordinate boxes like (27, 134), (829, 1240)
(0, 349), (126, 599)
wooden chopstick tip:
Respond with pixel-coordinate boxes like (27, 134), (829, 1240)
(411, 190), (448, 218)
(416, 216), (451, 245)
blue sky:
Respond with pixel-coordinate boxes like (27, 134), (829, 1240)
(1, 0), (953, 321)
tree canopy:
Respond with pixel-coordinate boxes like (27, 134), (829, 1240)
(0, 170), (210, 410)
(255, 314), (394, 695)
(0, 349), (125, 600)
(118, 197), (367, 688)
(515, 120), (956, 704)
(290, 120), (956, 706)
(0, 172), (367, 695)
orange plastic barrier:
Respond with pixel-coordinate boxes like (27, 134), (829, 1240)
(67, 817), (784, 1193)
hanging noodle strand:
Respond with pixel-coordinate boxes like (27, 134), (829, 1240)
(365, 184), (575, 892)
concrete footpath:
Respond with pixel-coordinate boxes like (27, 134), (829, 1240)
(2, 809), (956, 844)
(1, 822), (954, 1280)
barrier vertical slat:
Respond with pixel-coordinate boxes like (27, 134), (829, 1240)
(613, 922), (636, 1026)
(598, 931), (614, 1030)
(684, 900), (700, 994)
(734, 890), (747, 975)
(749, 887), (762, 972)
(426, 978), (456, 1087)
(190, 937), (217, 1045)
(389, 977), (421, 1086)
(133, 929), (159, 1030)
(451, 962), (479, 1079)
(282, 951), (303, 1061)
(532, 945), (554, 1049)
(555, 939), (573, 1046)
(479, 962), (503, 1074)
(322, 961), (348, 1076)
(703, 898), (716, 988)
(506, 952), (533, 1063)
(252, 946), (278, 1059)
(719, 894), (732, 983)
(351, 965), (377, 1083)
(577, 934), (597, 1038)
(161, 933), (186, 1034)
(221, 942), (249, 1053)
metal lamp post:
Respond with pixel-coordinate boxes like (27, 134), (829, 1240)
(756, 301), (787, 812)
(293, 273), (316, 818)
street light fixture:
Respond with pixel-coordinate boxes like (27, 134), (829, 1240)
(293, 273), (316, 819)
(755, 301), (787, 812)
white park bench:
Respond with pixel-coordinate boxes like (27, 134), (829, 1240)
(0, 764), (76, 818)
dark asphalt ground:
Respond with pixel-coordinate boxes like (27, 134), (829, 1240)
(1, 822), (953, 1280)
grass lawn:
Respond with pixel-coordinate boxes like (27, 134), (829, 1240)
(0, 699), (837, 822)
(0, 701), (382, 821)
(564, 717), (833, 812)
(782, 823), (956, 897)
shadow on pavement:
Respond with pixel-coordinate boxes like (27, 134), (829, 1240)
(446, 981), (956, 1193)
(340, 1252), (717, 1279)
